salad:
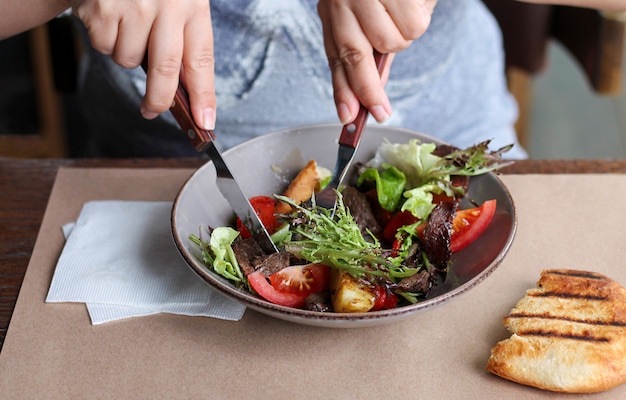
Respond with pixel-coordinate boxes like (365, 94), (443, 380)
(191, 139), (512, 313)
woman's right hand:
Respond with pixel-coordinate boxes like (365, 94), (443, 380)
(71, 0), (217, 130)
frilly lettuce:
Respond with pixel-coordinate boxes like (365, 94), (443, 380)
(360, 138), (512, 220)
(278, 194), (419, 281)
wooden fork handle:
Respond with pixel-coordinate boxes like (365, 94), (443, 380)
(338, 51), (389, 148)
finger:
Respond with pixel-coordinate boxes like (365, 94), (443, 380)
(327, 3), (391, 123)
(141, 13), (184, 119)
(379, 0), (433, 41)
(181, 5), (216, 130)
(74, 2), (119, 55)
(112, 10), (153, 69)
(349, 1), (410, 53)
(318, 2), (359, 123)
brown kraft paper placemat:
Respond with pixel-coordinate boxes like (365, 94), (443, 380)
(0, 167), (625, 399)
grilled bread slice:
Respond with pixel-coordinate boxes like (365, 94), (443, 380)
(486, 269), (626, 393)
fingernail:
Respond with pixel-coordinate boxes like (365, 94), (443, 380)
(370, 105), (390, 123)
(337, 103), (352, 124)
(141, 108), (159, 120)
(202, 107), (216, 130)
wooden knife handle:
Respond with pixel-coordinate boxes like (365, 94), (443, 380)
(141, 58), (215, 152)
(170, 84), (216, 152)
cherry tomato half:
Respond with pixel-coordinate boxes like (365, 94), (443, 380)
(237, 196), (279, 238)
(371, 285), (399, 311)
(450, 199), (497, 253)
(248, 271), (309, 308)
(382, 210), (419, 244)
(269, 263), (329, 298)
(248, 264), (330, 308)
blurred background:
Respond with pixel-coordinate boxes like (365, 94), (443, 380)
(1, 3), (625, 159)
(529, 41), (626, 158)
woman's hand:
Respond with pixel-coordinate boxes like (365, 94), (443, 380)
(71, 0), (216, 130)
(317, 0), (438, 124)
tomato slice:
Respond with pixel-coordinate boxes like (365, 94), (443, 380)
(248, 271), (309, 308)
(371, 285), (399, 311)
(237, 196), (279, 238)
(450, 199), (497, 253)
(269, 263), (329, 297)
(382, 210), (419, 243)
(248, 263), (330, 308)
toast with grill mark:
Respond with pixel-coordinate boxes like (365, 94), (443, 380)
(486, 269), (626, 393)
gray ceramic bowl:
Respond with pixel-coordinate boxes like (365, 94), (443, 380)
(171, 124), (517, 328)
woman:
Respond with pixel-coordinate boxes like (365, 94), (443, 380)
(2, 0), (624, 158)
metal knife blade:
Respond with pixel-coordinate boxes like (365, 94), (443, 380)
(157, 72), (278, 253)
(203, 140), (278, 254)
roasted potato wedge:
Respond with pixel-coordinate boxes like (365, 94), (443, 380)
(329, 269), (376, 313)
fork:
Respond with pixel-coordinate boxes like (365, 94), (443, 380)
(315, 51), (390, 213)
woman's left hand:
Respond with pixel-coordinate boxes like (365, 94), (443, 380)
(317, 0), (438, 124)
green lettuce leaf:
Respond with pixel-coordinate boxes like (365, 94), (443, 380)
(209, 227), (243, 282)
(189, 227), (245, 285)
(357, 164), (406, 211)
(400, 183), (439, 220)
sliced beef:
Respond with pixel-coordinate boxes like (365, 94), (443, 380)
(233, 237), (297, 278)
(422, 201), (457, 271)
(403, 243), (423, 270)
(364, 188), (393, 229)
(253, 252), (291, 277)
(397, 270), (431, 294)
(232, 238), (265, 276)
(304, 291), (332, 312)
(342, 186), (381, 236)
(251, 230), (280, 254)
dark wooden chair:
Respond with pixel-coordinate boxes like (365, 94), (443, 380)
(0, 24), (67, 158)
(483, 1), (625, 148)
(0, 15), (79, 158)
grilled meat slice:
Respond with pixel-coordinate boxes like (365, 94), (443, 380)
(232, 237), (265, 276)
(252, 252), (291, 277)
(342, 186), (382, 237)
(397, 270), (431, 294)
(422, 201), (457, 271)
(232, 238), (290, 277)
(304, 291), (332, 312)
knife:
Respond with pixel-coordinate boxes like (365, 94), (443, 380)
(141, 62), (278, 253)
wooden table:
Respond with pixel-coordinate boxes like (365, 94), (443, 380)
(1, 157), (625, 351)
